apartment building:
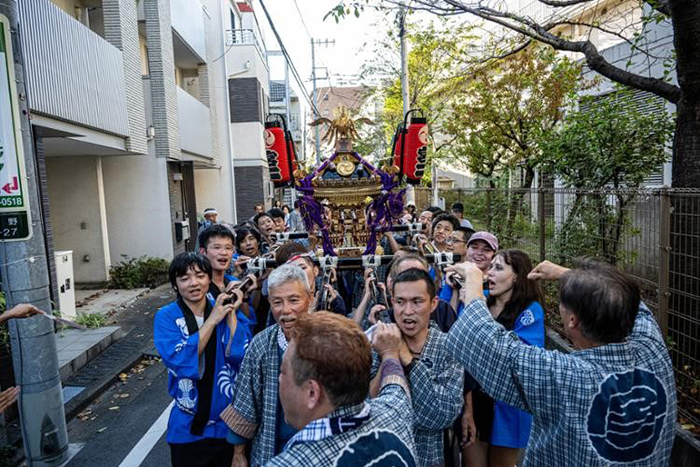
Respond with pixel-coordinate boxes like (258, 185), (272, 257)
(18, 0), (270, 286)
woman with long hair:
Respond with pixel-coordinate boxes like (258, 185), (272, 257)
(462, 249), (544, 467)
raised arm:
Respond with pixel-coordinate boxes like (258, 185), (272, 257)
(444, 262), (565, 415)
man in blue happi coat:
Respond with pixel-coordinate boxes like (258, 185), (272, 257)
(154, 252), (252, 467)
(199, 224), (256, 334)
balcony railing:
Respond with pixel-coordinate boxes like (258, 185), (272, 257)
(19, 0), (129, 136)
(226, 28), (266, 64)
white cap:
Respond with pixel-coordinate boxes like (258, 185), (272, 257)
(460, 219), (474, 230)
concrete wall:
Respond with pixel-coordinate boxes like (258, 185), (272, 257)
(143, 0), (181, 160)
(101, 154), (174, 261)
(200, 0), (237, 224)
(194, 168), (235, 224)
(231, 121), (266, 165)
(177, 87), (213, 158)
(169, 0), (206, 60)
(45, 156), (111, 284)
(234, 165), (269, 221)
(103, 0), (148, 155)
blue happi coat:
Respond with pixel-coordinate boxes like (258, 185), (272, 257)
(154, 300), (252, 444)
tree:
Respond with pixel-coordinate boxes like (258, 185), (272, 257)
(541, 90), (673, 264)
(328, 0), (699, 189)
(356, 17), (478, 169)
(443, 46), (583, 190)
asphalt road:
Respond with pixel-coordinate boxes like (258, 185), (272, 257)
(65, 357), (172, 467)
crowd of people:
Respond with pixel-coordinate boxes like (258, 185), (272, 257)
(153, 200), (678, 467)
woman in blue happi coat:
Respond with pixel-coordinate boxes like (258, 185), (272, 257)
(154, 253), (252, 467)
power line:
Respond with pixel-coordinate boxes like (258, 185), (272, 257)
(292, 0), (311, 38)
(258, 0), (320, 116)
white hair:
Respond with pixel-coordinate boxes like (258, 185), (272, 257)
(268, 263), (310, 293)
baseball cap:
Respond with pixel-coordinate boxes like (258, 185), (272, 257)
(451, 202), (464, 212)
(467, 231), (498, 251)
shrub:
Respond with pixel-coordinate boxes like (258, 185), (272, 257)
(74, 312), (107, 329)
(109, 256), (169, 289)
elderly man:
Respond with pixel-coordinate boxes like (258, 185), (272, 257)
(370, 268), (463, 467)
(265, 312), (417, 466)
(445, 259), (676, 466)
(221, 263), (314, 466)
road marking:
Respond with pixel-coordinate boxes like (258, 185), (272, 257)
(118, 401), (173, 467)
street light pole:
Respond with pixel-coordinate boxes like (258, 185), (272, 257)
(0, 1), (69, 465)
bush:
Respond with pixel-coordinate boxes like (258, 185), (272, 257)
(74, 312), (107, 329)
(109, 256), (169, 289)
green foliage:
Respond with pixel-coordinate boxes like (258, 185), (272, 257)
(109, 256), (169, 290)
(443, 45), (585, 190)
(541, 89), (673, 265)
(357, 17), (478, 175)
(541, 89), (673, 190)
(73, 312), (107, 329)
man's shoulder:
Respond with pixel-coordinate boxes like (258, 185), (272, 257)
(247, 325), (278, 353)
(425, 325), (450, 351)
(271, 412), (416, 466)
(155, 300), (181, 320)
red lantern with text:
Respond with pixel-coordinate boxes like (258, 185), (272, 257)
(392, 110), (428, 185)
(264, 117), (294, 188)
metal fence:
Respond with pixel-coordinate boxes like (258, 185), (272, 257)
(439, 187), (700, 430)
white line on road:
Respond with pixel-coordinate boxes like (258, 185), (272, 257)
(118, 401), (173, 467)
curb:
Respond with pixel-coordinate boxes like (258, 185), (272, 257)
(58, 327), (124, 382)
(63, 345), (146, 422)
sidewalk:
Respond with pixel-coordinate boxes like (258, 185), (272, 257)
(59, 284), (174, 420)
(57, 287), (148, 383)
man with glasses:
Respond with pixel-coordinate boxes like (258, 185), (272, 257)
(446, 226), (474, 259)
(199, 224), (256, 333)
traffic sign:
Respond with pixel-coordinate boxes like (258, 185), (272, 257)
(0, 15), (31, 241)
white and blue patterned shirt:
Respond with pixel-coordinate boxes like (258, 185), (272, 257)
(265, 380), (417, 466)
(447, 299), (677, 466)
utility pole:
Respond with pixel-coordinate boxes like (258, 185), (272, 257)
(398, 7), (416, 205)
(399, 8), (409, 119)
(0, 1), (70, 465)
(310, 38), (334, 163)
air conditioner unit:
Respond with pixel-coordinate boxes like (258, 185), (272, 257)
(54, 251), (76, 319)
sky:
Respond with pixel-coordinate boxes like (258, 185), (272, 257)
(256, 0), (392, 95)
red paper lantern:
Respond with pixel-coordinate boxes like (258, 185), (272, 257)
(264, 121), (294, 187)
(392, 112), (429, 185)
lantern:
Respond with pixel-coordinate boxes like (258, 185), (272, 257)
(392, 109), (429, 185)
(264, 115), (296, 188)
